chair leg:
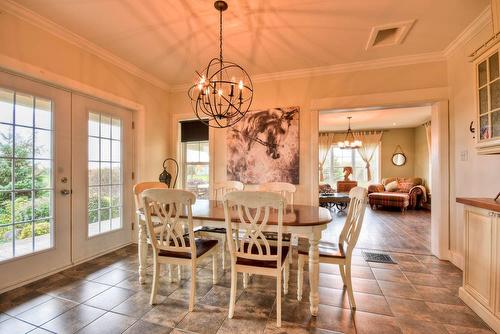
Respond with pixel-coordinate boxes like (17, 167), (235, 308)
(276, 272), (282, 328)
(221, 238), (226, 270)
(150, 258), (160, 305)
(283, 256), (290, 295)
(228, 266), (237, 319)
(189, 264), (196, 312)
(168, 264), (173, 282)
(339, 264), (347, 287)
(297, 255), (304, 301)
(243, 273), (248, 289)
(212, 253), (218, 284)
(345, 262), (356, 310)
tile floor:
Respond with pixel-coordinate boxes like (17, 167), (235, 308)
(0, 244), (494, 334)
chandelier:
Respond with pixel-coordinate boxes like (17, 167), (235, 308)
(338, 116), (362, 149)
(188, 1), (253, 128)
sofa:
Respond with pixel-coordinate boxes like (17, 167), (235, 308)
(367, 177), (426, 212)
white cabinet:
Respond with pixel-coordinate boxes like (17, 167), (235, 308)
(474, 44), (500, 154)
(459, 204), (500, 333)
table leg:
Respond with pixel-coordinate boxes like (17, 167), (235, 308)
(308, 230), (321, 316)
(138, 219), (148, 284)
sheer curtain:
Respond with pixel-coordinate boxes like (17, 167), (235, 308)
(318, 132), (335, 182)
(354, 131), (383, 182)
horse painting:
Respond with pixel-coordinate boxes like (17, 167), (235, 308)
(226, 106), (299, 184)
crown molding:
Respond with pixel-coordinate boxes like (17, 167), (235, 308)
(169, 51), (445, 93)
(0, 0), (170, 91)
(443, 5), (492, 57)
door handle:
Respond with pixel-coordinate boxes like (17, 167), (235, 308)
(60, 189), (72, 195)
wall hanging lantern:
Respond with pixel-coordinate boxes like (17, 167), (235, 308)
(188, 0), (253, 128)
(337, 117), (362, 149)
(159, 158), (179, 188)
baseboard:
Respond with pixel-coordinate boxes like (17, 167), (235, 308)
(0, 242), (133, 294)
(450, 250), (464, 270)
(459, 287), (500, 333)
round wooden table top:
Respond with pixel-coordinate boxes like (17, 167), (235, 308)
(180, 199), (332, 226)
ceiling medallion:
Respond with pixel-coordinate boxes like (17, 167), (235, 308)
(188, 0), (253, 128)
(338, 116), (362, 149)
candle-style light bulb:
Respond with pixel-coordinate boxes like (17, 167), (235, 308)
(238, 80), (244, 90)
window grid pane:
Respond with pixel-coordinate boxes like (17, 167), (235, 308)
(0, 89), (54, 262)
(183, 141), (209, 199)
(88, 112), (123, 237)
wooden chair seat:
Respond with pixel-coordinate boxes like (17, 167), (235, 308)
(159, 238), (218, 259)
(297, 238), (345, 258)
(197, 227), (226, 234)
(236, 244), (290, 268)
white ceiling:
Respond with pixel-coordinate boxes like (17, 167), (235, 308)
(11, 0), (490, 86)
(319, 106), (432, 131)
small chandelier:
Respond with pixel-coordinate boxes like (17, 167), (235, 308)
(188, 1), (253, 128)
(338, 116), (362, 149)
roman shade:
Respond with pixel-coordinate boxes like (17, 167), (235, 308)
(180, 119), (209, 142)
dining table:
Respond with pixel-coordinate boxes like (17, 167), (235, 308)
(137, 199), (332, 316)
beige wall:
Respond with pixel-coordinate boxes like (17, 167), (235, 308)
(0, 11), (170, 181)
(414, 125), (430, 190)
(380, 128), (415, 179)
(169, 62), (448, 204)
(447, 21), (500, 266)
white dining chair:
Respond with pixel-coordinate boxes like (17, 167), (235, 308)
(296, 186), (368, 310)
(134, 182), (181, 282)
(256, 182), (296, 206)
(142, 189), (219, 311)
(257, 182), (296, 249)
(223, 191), (291, 327)
(197, 180), (245, 270)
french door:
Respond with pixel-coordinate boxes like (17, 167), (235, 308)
(0, 71), (72, 290)
(0, 72), (134, 291)
(71, 94), (133, 263)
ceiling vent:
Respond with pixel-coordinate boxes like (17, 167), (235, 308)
(366, 20), (415, 50)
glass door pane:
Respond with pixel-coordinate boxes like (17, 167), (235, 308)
(0, 88), (54, 261)
(87, 112), (122, 237)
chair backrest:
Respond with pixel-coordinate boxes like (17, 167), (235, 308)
(133, 182), (168, 211)
(223, 191), (286, 267)
(256, 182), (296, 205)
(212, 180), (244, 201)
(142, 189), (196, 256)
(338, 186), (368, 258)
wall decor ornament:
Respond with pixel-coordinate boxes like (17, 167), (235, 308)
(392, 145), (407, 166)
(226, 106), (300, 184)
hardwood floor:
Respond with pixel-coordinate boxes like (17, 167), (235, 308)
(322, 207), (431, 255)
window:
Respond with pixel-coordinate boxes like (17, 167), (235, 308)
(322, 146), (380, 188)
(182, 141), (209, 199)
(180, 120), (209, 199)
(88, 112), (123, 237)
(0, 88), (54, 260)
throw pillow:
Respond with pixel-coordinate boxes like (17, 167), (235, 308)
(385, 180), (399, 192)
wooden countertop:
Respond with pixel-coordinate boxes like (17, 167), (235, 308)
(456, 197), (500, 212)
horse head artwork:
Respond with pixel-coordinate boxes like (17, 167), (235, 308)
(227, 106), (299, 184)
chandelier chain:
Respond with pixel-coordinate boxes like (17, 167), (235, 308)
(219, 7), (223, 63)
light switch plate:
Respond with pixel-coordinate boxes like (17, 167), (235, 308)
(460, 150), (469, 161)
